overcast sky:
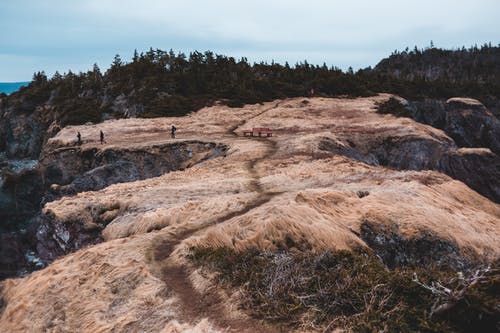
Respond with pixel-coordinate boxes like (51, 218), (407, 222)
(1, 0), (499, 81)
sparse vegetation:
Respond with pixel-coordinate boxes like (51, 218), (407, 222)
(189, 247), (500, 332)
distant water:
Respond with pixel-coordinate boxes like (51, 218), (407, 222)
(0, 82), (29, 95)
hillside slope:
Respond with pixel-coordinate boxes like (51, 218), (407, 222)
(1, 96), (499, 332)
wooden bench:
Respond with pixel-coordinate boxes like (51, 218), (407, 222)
(243, 127), (273, 137)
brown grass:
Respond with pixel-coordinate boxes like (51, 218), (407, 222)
(1, 95), (499, 332)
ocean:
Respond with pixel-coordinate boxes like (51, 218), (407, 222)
(0, 82), (29, 95)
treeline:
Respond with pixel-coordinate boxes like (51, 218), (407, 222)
(2, 45), (499, 126)
(377, 42), (500, 84)
(373, 43), (500, 101)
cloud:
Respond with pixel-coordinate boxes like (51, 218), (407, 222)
(1, 0), (499, 81)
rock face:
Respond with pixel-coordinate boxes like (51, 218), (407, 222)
(0, 96), (499, 332)
(379, 97), (500, 202)
(440, 148), (500, 202)
(318, 118), (500, 203)
(0, 168), (43, 232)
(41, 141), (226, 197)
(406, 97), (500, 155)
(0, 136), (227, 278)
(319, 134), (452, 171)
(30, 213), (103, 265)
(444, 98), (500, 155)
(0, 233), (28, 280)
(360, 220), (469, 269)
(0, 107), (50, 159)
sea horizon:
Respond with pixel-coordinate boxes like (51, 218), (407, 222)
(0, 81), (30, 95)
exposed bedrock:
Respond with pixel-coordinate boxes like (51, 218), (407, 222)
(0, 168), (44, 232)
(41, 141), (227, 199)
(360, 220), (471, 270)
(405, 97), (500, 155)
(0, 140), (227, 279)
(319, 134), (500, 203)
(439, 148), (500, 202)
(29, 212), (104, 265)
(0, 99), (60, 159)
(0, 200), (119, 279)
(0, 233), (29, 280)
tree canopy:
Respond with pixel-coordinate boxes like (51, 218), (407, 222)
(4, 45), (499, 126)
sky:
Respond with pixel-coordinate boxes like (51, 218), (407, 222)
(1, 0), (499, 82)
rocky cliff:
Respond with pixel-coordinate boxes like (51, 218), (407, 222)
(0, 95), (498, 332)
(0, 132), (226, 279)
(405, 97), (500, 155)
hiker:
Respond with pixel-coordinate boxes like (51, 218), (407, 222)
(100, 130), (105, 144)
(77, 132), (82, 145)
(171, 125), (177, 139)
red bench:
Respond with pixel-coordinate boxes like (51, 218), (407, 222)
(243, 127), (273, 137)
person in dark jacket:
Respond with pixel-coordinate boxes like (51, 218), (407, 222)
(171, 125), (177, 139)
(100, 130), (105, 144)
(77, 132), (82, 145)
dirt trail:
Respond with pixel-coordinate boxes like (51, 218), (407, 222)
(151, 104), (284, 332)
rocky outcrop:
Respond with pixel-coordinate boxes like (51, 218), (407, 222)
(30, 213), (104, 265)
(319, 135), (452, 170)
(0, 96), (498, 333)
(405, 98), (500, 155)
(402, 98), (447, 128)
(319, 134), (500, 203)
(360, 220), (471, 270)
(440, 148), (500, 202)
(0, 92), (63, 160)
(0, 139), (227, 279)
(0, 110), (49, 159)
(41, 141), (226, 196)
(367, 97), (500, 201)
(0, 233), (27, 280)
(0, 168), (43, 232)
(444, 98), (500, 155)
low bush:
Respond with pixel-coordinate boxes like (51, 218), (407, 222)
(189, 247), (499, 332)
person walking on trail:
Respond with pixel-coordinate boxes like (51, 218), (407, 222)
(171, 125), (177, 139)
(100, 130), (105, 144)
(77, 132), (82, 145)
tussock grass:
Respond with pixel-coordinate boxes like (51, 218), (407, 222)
(189, 247), (499, 332)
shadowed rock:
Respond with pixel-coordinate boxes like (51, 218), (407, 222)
(360, 219), (471, 270)
(405, 98), (500, 155)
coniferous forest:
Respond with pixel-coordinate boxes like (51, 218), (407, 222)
(2, 45), (499, 127)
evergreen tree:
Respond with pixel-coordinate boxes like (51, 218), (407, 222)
(111, 54), (122, 70)
(32, 71), (47, 86)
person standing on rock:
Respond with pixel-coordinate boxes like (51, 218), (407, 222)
(77, 132), (82, 145)
(100, 130), (105, 144)
(171, 125), (177, 139)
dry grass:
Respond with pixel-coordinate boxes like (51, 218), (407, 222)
(1, 95), (499, 332)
